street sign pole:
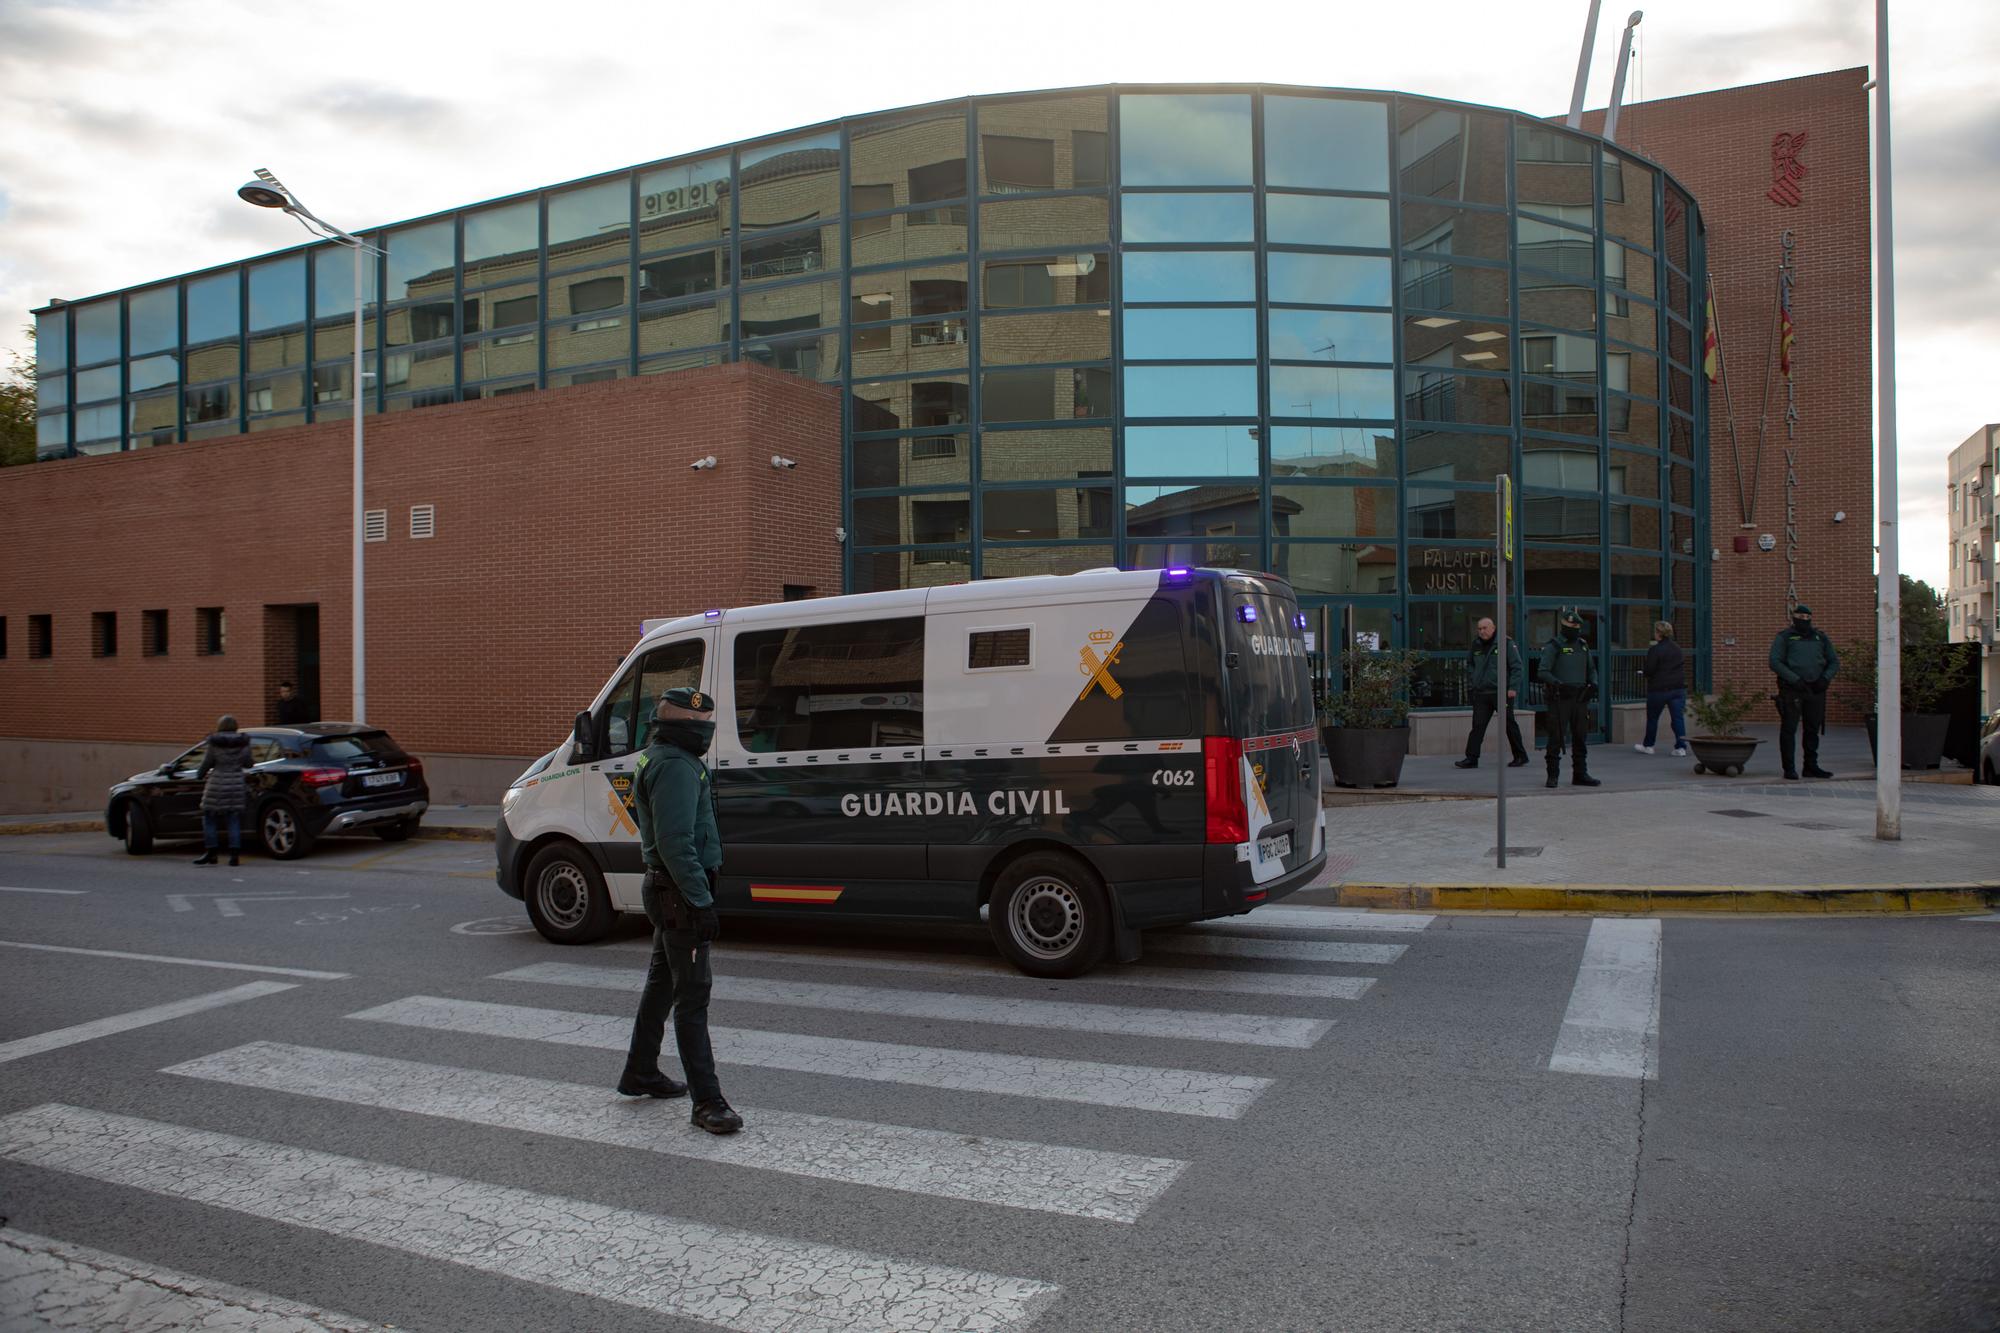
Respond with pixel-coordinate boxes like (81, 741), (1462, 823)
(1497, 474), (1514, 868)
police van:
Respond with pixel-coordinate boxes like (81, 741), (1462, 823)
(495, 567), (1326, 976)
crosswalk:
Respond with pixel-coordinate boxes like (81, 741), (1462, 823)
(0, 901), (1435, 1331)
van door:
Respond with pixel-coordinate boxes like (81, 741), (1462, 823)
(1224, 580), (1321, 885)
(578, 634), (712, 910)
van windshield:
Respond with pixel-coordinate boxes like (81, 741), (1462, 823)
(1229, 589), (1314, 736)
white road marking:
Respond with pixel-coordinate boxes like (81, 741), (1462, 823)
(1548, 919), (1663, 1080)
(0, 939), (350, 980)
(497, 962), (1335, 1049)
(170, 1041), (1186, 1223)
(1962, 913), (2000, 923)
(1148, 934), (1408, 965)
(611, 942), (1374, 1000)
(351, 995), (1270, 1119)
(0, 1228), (378, 1332)
(165, 891), (350, 917)
(0, 885), (86, 895)
(0, 1103), (1060, 1331)
(1190, 905), (1436, 933)
(0, 981), (297, 1067)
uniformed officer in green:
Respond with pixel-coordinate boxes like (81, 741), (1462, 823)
(1538, 609), (1601, 789)
(619, 687), (742, 1135)
(1768, 603), (1838, 780)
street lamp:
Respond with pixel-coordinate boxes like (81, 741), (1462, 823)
(238, 168), (382, 724)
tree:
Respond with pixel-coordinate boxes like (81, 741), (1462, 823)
(1835, 575), (1973, 718)
(1, 325), (39, 467)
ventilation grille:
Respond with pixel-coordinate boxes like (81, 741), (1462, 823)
(410, 504), (436, 540)
(363, 509), (388, 543)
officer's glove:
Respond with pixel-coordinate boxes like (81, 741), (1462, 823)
(1582, 684), (1599, 703)
(1810, 679), (1829, 694)
(693, 906), (721, 945)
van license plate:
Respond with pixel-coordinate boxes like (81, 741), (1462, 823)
(1256, 834), (1291, 863)
(362, 772), (401, 788)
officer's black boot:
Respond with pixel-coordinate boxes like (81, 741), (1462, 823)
(1572, 769), (1602, 787)
(192, 851), (217, 866)
(228, 852), (240, 867)
(1454, 757), (1478, 769)
(691, 1098), (743, 1134)
(1803, 764), (1833, 779)
(1545, 766), (1559, 789)
(617, 1067), (688, 1099)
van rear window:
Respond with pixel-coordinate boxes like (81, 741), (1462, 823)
(1230, 591), (1314, 735)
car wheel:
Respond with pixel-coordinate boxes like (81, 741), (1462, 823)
(523, 843), (616, 944)
(374, 818), (418, 842)
(121, 802), (153, 856)
(988, 850), (1111, 979)
(258, 802), (314, 860)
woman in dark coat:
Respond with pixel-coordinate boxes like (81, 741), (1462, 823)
(193, 715), (254, 866)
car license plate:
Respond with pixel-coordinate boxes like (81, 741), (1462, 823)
(1256, 833), (1291, 864)
(362, 772), (401, 788)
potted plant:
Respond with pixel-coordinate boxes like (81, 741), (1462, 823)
(1321, 647), (1424, 788)
(1687, 685), (1760, 776)
(1837, 636), (1973, 771)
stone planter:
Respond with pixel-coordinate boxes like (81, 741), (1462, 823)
(1865, 713), (1950, 770)
(1688, 735), (1759, 776)
(1324, 725), (1410, 789)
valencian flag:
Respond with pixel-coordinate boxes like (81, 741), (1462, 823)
(1778, 283), (1795, 380)
(1702, 288), (1721, 382)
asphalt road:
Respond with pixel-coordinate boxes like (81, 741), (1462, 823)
(0, 829), (1995, 1332)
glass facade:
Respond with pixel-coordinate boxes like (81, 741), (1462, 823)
(30, 85), (1706, 707)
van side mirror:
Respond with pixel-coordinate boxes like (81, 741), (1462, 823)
(573, 711), (598, 762)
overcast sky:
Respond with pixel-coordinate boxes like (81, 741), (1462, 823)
(3, 0), (1991, 589)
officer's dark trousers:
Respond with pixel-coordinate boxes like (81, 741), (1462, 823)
(1466, 691), (1528, 762)
(627, 878), (722, 1103)
(1544, 691), (1591, 775)
(1776, 685), (1827, 771)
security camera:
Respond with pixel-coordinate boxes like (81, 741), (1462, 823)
(1833, 510), (1847, 523)
(835, 527), (848, 543)
(771, 455), (798, 470)
(689, 455), (717, 471)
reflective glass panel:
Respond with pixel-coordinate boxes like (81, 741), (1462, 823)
(980, 426), (1113, 481)
(739, 279), (840, 338)
(37, 372), (67, 409)
(983, 252), (1110, 308)
(1125, 425), (1259, 476)
(1523, 547), (1600, 597)
(1519, 285), (1597, 333)
(1124, 364), (1256, 418)
(982, 545), (1116, 579)
(1402, 429), (1510, 482)
(1121, 251), (1254, 304)
(979, 195), (1108, 250)
(851, 493), (970, 547)
(127, 390), (174, 442)
(183, 381), (237, 424)
(850, 548), (971, 593)
(983, 487), (1114, 541)
(1404, 315), (1511, 369)
(1611, 449), (1662, 500)
(1269, 253), (1391, 307)
(1612, 243), (1657, 302)
(1403, 369), (1510, 427)
(35, 308), (68, 372)
(1270, 426), (1396, 478)
(1123, 307), (1255, 361)
(1119, 94), (1252, 186)
(248, 255), (305, 333)
(1265, 194), (1390, 249)
(1400, 201), (1510, 265)
(75, 402), (122, 442)
(1264, 95), (1389, 192)
(75, 365), (120, 402)
(386, 220), (454, 304)
(980, 310), (1110, 365)
(549, 177), (631, 257)
(464, 199), (539, 278)
(128, 286), (177, 355)
(637, 297), (727, 358)
(74, 298), (120, 365)
(740, 131), (841, 231)
(246, 369), (305, 414)
(313, 244), (377, 318)
(854, 433), (971, 489)
(1271, 483), (1396, 539)
(980, 366), (1111, 422)
(850, 375), (968, 432)
(1120, 193), (1254, 243)
(1518, 213), (1598, 279)
(548, 304), (628, 370)
(1522, 489), (1601, 542)
(1397, 103), (1509, 206)
(1272, 543), (1400, 597)
(1406, 544), (1500, 597)
(1126, 483), (1263, 538)
(1664, 190), (1691, 269)
(1523, 438), (1600, 490)
(1406, 485), (1496, 540)
(850, 264), (970, 319)
(850, 110), (967, 209)
(464, 331), (538, 382)
(640, 248), (722, 303)
(639, 155), (730, 253)
(38, 411), (70, 450)
(978, 96), (1108, 193)
(1269, 366), (1394, 420)
(738, 225), (837, 285)
(1268, 308), (1392, 363)
(185, 273), (240, 381)
(850, 209), (970, 266)
(1406, 602), (1493, 658)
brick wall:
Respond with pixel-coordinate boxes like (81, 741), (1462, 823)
(1584, 68), (1876, 700)
(0, 363), (840, 760)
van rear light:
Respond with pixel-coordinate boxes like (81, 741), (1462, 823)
(299, 767), (348, 788)
(1203, 736), (1248, 844)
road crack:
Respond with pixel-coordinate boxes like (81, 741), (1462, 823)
(1615, 929), (1662, 1332)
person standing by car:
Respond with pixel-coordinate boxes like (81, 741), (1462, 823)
(1539, 610), (1601, 789)
(192, 716), (253, 866)
(1455, 617), (1530, 770)
(620, 687), (742, 1136)
(273, 681), (310, 725)
(1634, 621), (1689, 758)
(1769, 603), (1838, 780)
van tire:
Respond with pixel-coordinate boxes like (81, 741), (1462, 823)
(524, 843), (616, 945)
(988, 852), (1111, 978)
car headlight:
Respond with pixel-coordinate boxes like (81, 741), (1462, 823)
(502, 786), (524, 814)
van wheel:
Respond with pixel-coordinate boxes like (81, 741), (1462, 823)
(989, 852), (1111, 979)
(121, 802), (153, 856)
(524, 843), (615, 945)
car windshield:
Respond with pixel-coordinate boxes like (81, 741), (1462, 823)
(312, 733), (402, 762)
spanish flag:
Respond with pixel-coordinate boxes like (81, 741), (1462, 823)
(1702, 288), (1720, 383)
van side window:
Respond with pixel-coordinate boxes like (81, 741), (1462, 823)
(967, 628), (1031, 670)
(600, 639), (706, 759)
(734, 617), (924, 752)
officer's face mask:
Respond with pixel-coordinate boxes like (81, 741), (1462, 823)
(1793, 617), (1812, 634)
(1561, 623), (1581, 642)
(660, 718), (716, 755)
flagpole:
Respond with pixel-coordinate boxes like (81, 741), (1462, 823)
(1872, 0), (1901, 840)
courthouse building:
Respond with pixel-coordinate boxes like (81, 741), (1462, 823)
(1, 71), (1876, 804)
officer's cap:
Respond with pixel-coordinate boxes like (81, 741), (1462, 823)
(1792, 603), (1813, 617)
(652, 687), (715, 723)
(1558, 608), (1583, 627)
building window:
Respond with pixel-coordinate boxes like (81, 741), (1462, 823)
(983, 136), (1054, 193)
(0, 616), (6, 659)
(144, 609), (168, 656)
(92, 611), (118, 658)
(196, 607), (225, 656)
(29, 615), (52, 659)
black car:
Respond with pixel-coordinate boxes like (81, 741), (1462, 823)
(1979, 709), (2000, 785)
(107, 724), (428, 859)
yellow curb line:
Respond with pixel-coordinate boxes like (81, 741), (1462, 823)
(1330, 883), (2000, 914)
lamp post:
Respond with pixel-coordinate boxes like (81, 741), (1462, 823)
(1870, 3), (1902, 839)
(238, 170), (382, 724)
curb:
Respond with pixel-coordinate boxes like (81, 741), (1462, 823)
(0, 820), (103, 837)
(414, 824), (495, 843)
(1327, 882), (2000, 914)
